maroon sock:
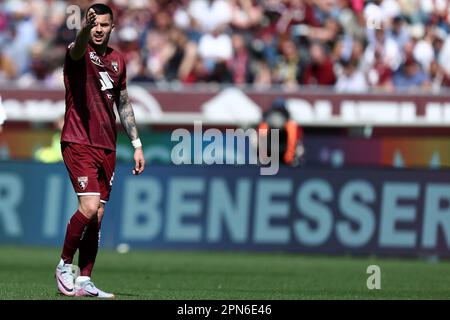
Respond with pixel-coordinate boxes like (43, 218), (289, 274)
(61, 210), (91, 264)
(79, 218), (101, 276)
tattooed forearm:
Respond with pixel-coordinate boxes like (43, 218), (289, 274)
(118, 89), (139, 141)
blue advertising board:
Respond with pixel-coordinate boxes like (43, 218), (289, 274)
(1, 161), (450, 258)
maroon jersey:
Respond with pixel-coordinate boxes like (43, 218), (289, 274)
(61, 43), (127, 151)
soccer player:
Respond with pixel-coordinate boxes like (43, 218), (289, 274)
(55, 3), (145, 298)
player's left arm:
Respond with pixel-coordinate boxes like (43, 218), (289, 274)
(118, 89), (145, 175)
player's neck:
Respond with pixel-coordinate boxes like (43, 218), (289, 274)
(90, 42), (108, 56)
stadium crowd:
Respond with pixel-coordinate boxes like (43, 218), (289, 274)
(1, 0), (450, 93)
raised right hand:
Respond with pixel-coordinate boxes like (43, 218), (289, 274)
(85, 8), (97, 29)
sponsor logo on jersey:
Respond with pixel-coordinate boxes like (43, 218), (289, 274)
(77, 176), (88, 190)
(89, 52), (104, 67)
(112, 61), (119, 73)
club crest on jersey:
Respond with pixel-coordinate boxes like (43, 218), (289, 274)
(89, 52), (104, 67)
(77, 176), (88, 190)
(112, 61), (119, 73)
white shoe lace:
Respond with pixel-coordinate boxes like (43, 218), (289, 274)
(59, 265), (74, 286)
(85, 281), (97, 292)
(56, 264), (75, 296)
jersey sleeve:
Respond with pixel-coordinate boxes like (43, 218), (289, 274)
(64, 43), (74, 66)
(65, 42), (85, 68)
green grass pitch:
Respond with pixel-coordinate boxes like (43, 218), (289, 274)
(0, 246), (449, 299)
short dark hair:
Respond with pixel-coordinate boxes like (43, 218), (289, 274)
(88, 3), (114, 22)
(264, 98), (291, 121)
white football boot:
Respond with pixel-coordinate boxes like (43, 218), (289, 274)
(55, 259), (75, 296)
(74, 276), (115, 298)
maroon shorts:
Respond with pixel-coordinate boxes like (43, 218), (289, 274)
(62, 142), (116, 203)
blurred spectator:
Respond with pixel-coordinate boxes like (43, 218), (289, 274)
(392, 55), (430, 91)
(178, 41), (201, 83)
(429, 59), (450, 92)
(379, 0), (402, 23)
(420, 0), (450, 32)
(273, 39), (302, 89)
(198, 24), (233, 82)
(143, 30), (174, 81)
(432, 26), (446, 57)
(0, 48), (17, 83)
(288, 0), (341, 45)
(301, 42), (336, 86)
(411, 22), (434, 72)
(165, 28), (189, 81)
(189, 0), (232, 33)
(252, 59), (273, 90)
(397, 0), (421, 23)
(181, 54), (210, 83)
(277, 0), (319, 37)
(230, 0), (263, 31)
(437, 31), (450, 75)
(387, 15), (410, 49)
(2, 1), (37, 76)
(335, 58), (368, 92)
(230, 33), (251, 84)
(366, 45), (395, 92)
(363, 27), (402, 72)
(117, 26), (141, 80)
(336, 0), (365, 41)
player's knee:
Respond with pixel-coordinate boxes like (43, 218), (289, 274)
(79, 201), (100, 219)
